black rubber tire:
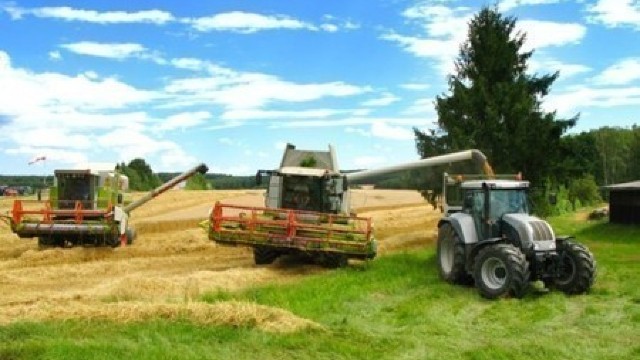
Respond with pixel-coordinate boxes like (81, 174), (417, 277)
(126, 228), (136, 245)
(437, 223), (473, 285)
(554, 240), (596, 294)
(37, 236), (53, 249)
(253, 246), (280, 265)
(320, 253), (348, 268)
(473, 244), (530, 299)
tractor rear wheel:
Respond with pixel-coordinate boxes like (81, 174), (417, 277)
(473, 244), (529, 299)
(554, 240), (596, 294)
(437, 223), (472, 285)
(253, 246), (280, 265)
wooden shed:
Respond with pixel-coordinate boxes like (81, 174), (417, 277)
(602, 180), (640, 225)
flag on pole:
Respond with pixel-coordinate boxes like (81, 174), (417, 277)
(28, 156), (47, 165)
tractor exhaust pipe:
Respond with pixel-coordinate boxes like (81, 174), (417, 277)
(124, 163), (208, 213)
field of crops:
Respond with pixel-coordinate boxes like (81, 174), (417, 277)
(0, 189), (437, 328)
(1, 190), (638, 359)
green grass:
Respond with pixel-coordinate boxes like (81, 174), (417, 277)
(1, 214), (639, 359)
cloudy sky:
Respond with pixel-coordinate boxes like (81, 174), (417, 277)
(0, 0), (639, 175)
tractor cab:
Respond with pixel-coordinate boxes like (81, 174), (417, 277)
(52, 170), (99, 210)
(460, 179), (530, 240)
(50, 169), (127, 211)
(257, 167), (348, 213)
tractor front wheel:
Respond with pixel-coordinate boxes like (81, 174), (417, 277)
(473, 244), (529, 299)
(554, 240), (596, 294)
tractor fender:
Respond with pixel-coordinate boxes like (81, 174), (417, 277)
(438, 212), (478, 245)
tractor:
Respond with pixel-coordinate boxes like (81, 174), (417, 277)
(437, 173), (597, 299)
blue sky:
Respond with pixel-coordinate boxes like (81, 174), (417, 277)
(0, 0), (639, 175)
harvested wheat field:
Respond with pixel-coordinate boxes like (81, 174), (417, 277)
(0, 189), (440, 331)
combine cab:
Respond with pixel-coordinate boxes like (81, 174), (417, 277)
(5, 163), (208, 248)
(208, 143), (488, 267)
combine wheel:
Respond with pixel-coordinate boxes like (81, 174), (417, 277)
(554, 240), (596, 294)
(473, 244), (529, 299)
(437, 223), (473, 285)
(253, 246), (280, 265)
(126, 228), (136, 245)
(37, 236), (54, 249)
(320, 253), (348, 268)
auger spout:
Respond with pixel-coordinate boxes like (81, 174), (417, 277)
(124, 163), (208, 214)
(345, 149), (488, 183)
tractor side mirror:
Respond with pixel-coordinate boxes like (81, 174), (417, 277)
(548, 193), (557, 205)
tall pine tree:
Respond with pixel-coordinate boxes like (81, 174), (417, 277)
(415, 6), (576, 186)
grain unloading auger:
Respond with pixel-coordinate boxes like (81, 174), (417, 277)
(207, 144), (487, 267)
(4, 163), (208, 248)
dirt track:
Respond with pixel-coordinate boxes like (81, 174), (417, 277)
(0, 189), (441, 327)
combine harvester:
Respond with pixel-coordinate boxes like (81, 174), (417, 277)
(4, 163), (208, 248)
(207, 143), (487, 267)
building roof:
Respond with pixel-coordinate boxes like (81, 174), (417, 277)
(602, 180), (640, 191)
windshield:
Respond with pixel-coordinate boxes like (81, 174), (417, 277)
(489, 189), (528, 219)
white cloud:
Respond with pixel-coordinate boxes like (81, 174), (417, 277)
(2, 5), (174, 24)
(10, 128), (92, 150)
(189, 11), (316, 33)
(361, 93), (400, 107)
(274, 142), (288, 150)
(345, 127), (371, 137)
(499, 0), (563, 12)
(60, 42), (147, 60)
(158, 111), (211, 131)
(528, 58), (591, 79)
(352, 155), (387, 168)
(401, 83), (430, 91)
(587, 0), (640, 30)
(403, 98), (436, 116)
(517, 20), (586, 51)
(48, 50), (62, 61)
(0, 50), (196, 172)
(370, 121), (414, 140)
(382, 5), (472, 76)
(591, 58), (640, 85)
(385, 4), (586, 76)
(320, 23), (339, 32)
(165, 69), (369, 111)
(6, 146), (89, 166)
(272, 117), (422, 128)
(221, 108), (344, 121)
(0, 51), (156, 116)
(545, 85), (640, 116)
(97, 128), (196, 169)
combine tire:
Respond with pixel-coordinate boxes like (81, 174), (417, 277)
(554, 240), (596, 294)
(473, 244), (529, 299)
(437, 223), (472, 285)
(253, 246), (280, 265)
(320, 253), (348, 268)
(126, 228), (136, 245)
